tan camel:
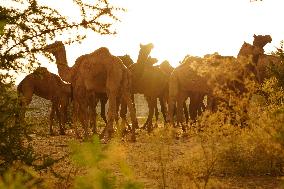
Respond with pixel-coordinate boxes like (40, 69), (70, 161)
(17, 67), (71, 135)
(45, 41), (138, 140)
(125, 44), (169, 132)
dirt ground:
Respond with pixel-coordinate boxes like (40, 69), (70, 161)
(27, 96), (283, 189)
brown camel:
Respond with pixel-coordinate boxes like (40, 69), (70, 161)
(95, 55), (135, 126)
(245, 35), (282, 84)
(168, 40), (264, 129)
(168, 58), (212, 130)
(45, 41), (138, 140)
(159, 60), (192, 123)
(17, 67), (71, 135)
(125, 43), (169, 132)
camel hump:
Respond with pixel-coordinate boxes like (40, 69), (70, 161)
(159, 60), (174, 75)
(118, 54), (134, 68)
(35, 67), (48, 73)
(238, 42), (263, 58)
(92, 47), (111, 57)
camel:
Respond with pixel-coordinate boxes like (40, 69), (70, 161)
(160, 59), (207, 123)
(159, 60), (191, 123)
(17, 67), (71, 135)
(168, 58), (212, 130)
(124, 44), (169, 132)
(247, 35), (282, 84)
(93, 55), (135, 126)
(45, 41), (138, 140)
(168, 39), (265, 129)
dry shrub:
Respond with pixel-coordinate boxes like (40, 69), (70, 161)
(195, 76), (284, 177)
(126, 57), (284, 188)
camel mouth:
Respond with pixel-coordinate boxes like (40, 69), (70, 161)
(44, 41), (64, 53)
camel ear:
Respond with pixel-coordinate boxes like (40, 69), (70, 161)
(253, 34), (256, 38)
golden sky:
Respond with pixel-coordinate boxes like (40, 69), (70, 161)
(7, 0), (284, 82)
(54, 0), (284, 67)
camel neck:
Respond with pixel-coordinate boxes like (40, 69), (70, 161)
(54, 47), (68, 68)
(54, 47), (73, 83)
(137, 52), (149, 64)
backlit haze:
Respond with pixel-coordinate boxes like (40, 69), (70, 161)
(16, 0), (284, 83)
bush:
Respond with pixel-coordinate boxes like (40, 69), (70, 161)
(70, 135), (143, 189)
(0, 77), (35, 173)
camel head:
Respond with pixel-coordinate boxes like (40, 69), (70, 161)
(146, 56), (158, 65)
(137, 43), (154, 64)
(44, 41), (65, 57)
(253, 34), (272, 49)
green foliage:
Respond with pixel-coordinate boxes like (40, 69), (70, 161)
(270, 41), (284, 87)
(70, 136), (142, 189)
(0, 162), (46, 189)
(0, 76), (35, 173)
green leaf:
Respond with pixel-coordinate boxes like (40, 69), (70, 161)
(0, 19), (7, 35)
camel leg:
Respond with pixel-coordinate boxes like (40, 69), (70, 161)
(49, 102), (56, 135)
(183, 101), (189, 124)
(168, 96), (176, 127)
(177, 92), (187, 132)
(59, 100), (68, 135)
(118, 97), (128, 135)
(142, 96), (157, 130)
(100, 97), (107, 124)
(103, 93), (117, 141)
(122, 92), (138, 142)
(72, 101), (81, 138)
(116, 96), (121, 125)
(154, 103), (159, 126)
(159, 96), (168, 125)
(90, 98), (99, 135)
(55, 100), (66, 135)
(78, 102), (89, 139)
(16, 90), (33, 125)
(189, 93), (204, 122)
(144, 96), (156, 133)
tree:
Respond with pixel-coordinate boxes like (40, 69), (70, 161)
(1, 0), (123, 74)
(0, 0), (124, 173)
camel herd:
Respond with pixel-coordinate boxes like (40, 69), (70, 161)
(17, 34), (282, 141)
